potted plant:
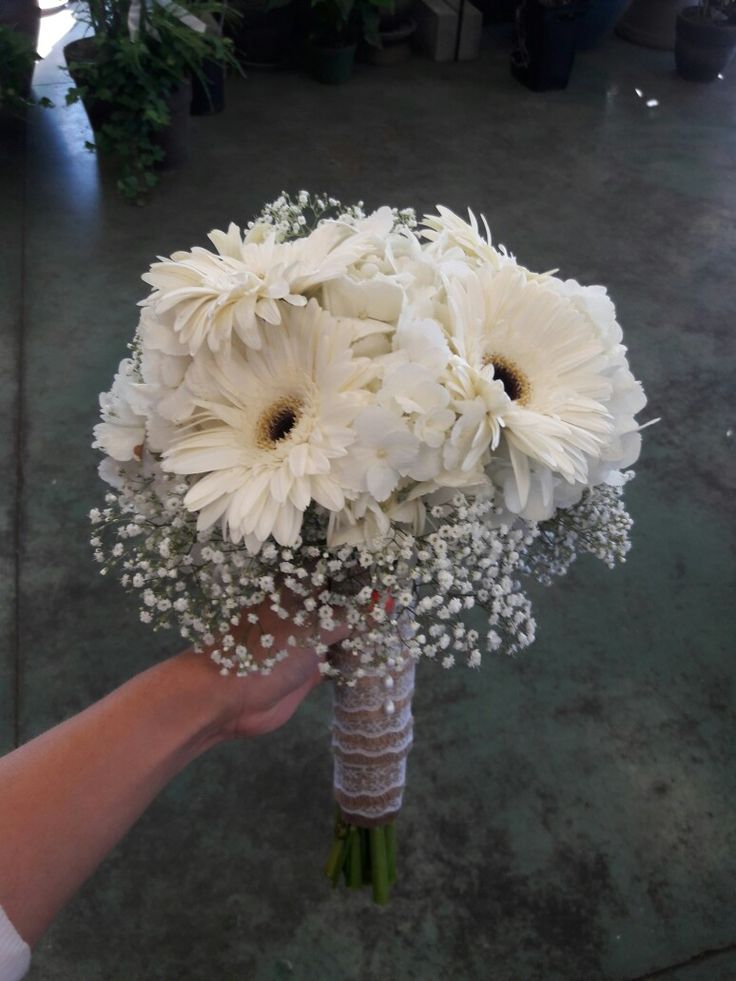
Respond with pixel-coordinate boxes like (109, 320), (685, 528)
(576, 0), (630, 48)
(307, 0), (392, 83)
(0, 25), (47, 113)
(229, 0), (295, 69)
(676, 0), (736, 79)
(190, 11), (237, 114)
(616, 0), (687, 49)
(64, 0), (239, 201)
(511, 0), (589, 91)
(0, 0), (49, 114)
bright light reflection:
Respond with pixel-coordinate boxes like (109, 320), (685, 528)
(31, 84), (102, 222)
(37, 1), (76, 59)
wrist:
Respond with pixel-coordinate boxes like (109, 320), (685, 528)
(158, 650), (239, 758)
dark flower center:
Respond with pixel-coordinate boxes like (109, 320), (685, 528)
(269, 407), (297, 441)
(484, 354), (531, 404)
(257, 397), (303, 449)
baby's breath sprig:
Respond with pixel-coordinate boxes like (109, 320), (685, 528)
(525, 477), (635, 585)
(248, 190), (416, 243)
(91, 465), (539, 679)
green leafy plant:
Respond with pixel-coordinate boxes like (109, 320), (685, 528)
(309, 0), (394, 47)
(66, 0), (240, 203)
(0, 25), (52, 113)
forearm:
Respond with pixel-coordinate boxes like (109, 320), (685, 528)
(0, 652), (227, 946)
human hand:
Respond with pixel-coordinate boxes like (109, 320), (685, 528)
(180, 594), (351, 744)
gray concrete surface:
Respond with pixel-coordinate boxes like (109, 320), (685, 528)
(2, 22), (734, 981)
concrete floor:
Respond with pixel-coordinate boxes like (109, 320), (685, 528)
(1, 20), (735, 981)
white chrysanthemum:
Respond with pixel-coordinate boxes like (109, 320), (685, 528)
(161, 300), (375, 547)
(140, 208), (394, 356)
(93, 358), (150, 462)
(445, 264), (616, 508)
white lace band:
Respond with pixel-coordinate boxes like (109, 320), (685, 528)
(331, 656), (416, 826)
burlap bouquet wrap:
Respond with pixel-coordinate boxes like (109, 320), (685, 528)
(331, 651), (416, 828)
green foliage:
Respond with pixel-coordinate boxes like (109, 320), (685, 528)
(66, 0), (241, 203)
(0, 26), (52, 113)
(309, 0), (393, 47)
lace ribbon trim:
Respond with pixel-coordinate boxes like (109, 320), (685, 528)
(331, 655), (415, 825)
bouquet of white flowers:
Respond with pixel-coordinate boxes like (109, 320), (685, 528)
(91, 193), (650, 903)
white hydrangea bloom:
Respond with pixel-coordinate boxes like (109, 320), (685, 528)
(341, 406), (421, 502)
(93, 358), (150, 463)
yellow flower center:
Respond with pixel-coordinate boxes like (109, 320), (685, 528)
(484, 354), (531, 405)
(256, 396), (303, 449)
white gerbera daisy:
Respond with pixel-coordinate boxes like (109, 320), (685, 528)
(161, 301), (375, 547)
(443, 355), (509, 473)
(446, 265), (615, 508)
(140, 209), (394, 356)
(420, 206), (509, 270)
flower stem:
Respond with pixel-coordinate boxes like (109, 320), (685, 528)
(325, 810), (349, 886)
(385, 822), (397, 885)
(360, 827), (372, 885)
(369, 826), (390, 905)
(347, 826), (362, 888)
(325, 813), (397, 903)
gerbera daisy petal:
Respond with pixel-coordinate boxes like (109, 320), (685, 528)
(163, 301), (373, 545)
(443, 264), (617, 507)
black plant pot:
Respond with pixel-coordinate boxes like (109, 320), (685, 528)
(191, 57), (225, 114)
(378, 0), (413, 32)
(675, 6), (736, 82)
(64, 38), (112, 130)
(576, 0), (630, 49)
(306, 40), (356, 83)
(616, 0), (687, 50)
(232, 3), (294, 68)
(511, 0), (587, 92)
(154, 79), (191, 168)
